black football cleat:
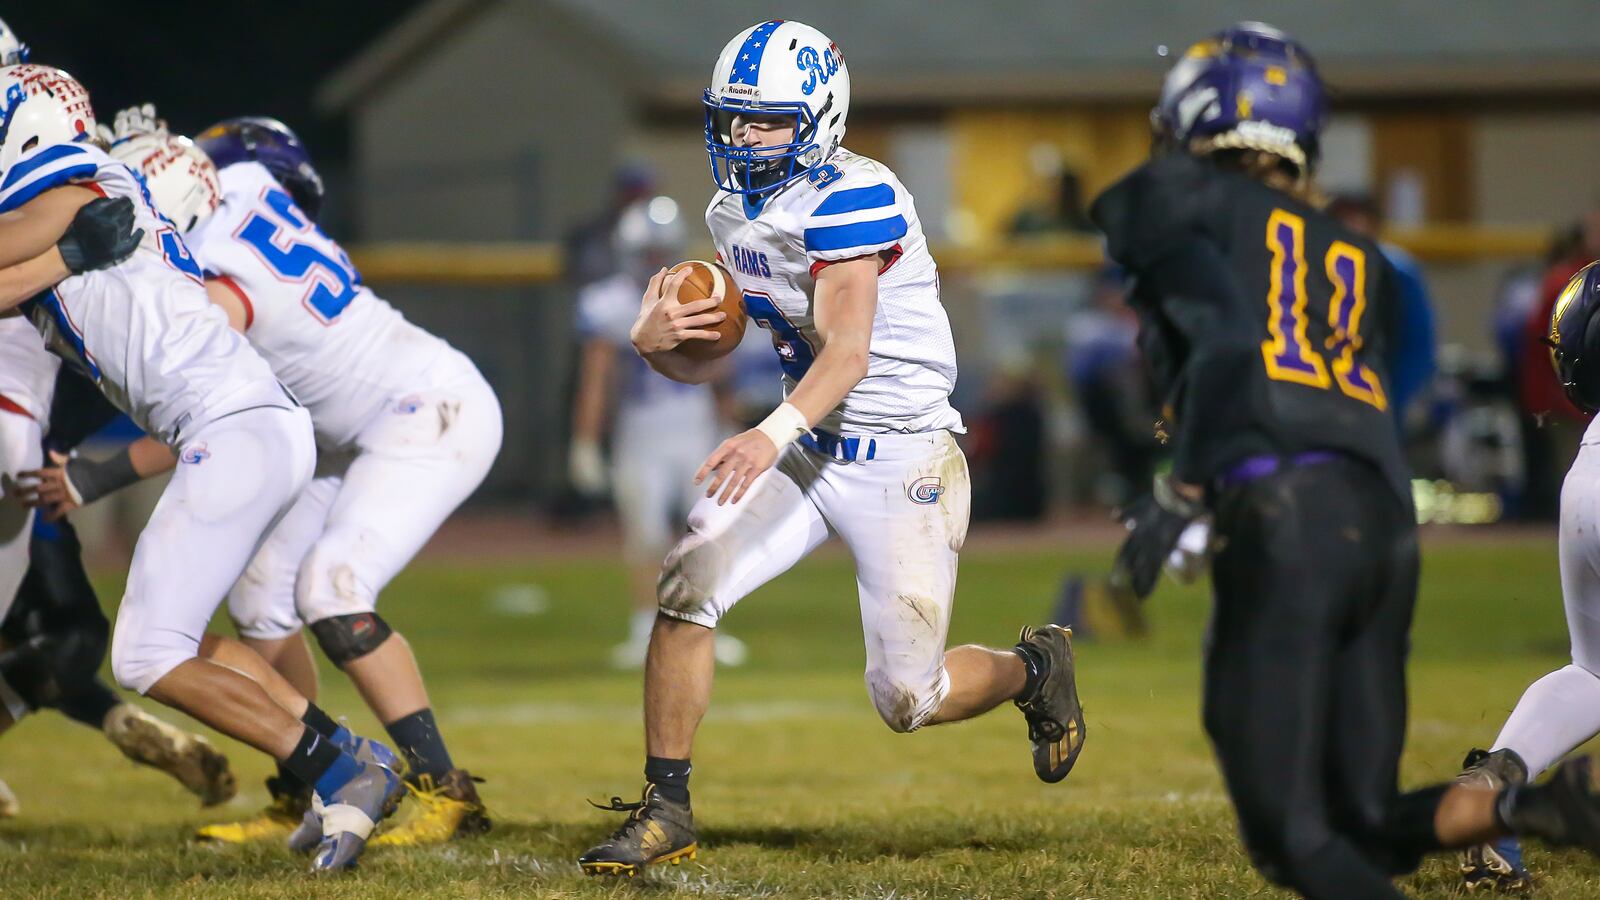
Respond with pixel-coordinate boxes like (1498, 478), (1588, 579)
(1015, 624), (1087, 783)
(578, 784), (698, 877)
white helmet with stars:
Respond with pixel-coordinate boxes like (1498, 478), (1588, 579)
(0, 17), (29, 66)
(0, 65), (95, 176)
(703, 20), (850, 196)
(110, 129), (222, 233)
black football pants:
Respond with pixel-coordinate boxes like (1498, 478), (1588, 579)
(0, 517), (120, 728)
(1204, 457), (1445, 900)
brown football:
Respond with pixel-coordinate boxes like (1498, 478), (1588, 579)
(665, 260), (746, 362)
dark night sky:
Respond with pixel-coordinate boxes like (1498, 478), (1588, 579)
(5, 2), (425, 166)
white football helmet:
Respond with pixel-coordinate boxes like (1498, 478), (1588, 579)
(704, 20), (850, 196)
(614, 195), (684, 280)
(0, 17), (29, 66)
(0, 65), (95, 175)
(110, 130), (221, 232)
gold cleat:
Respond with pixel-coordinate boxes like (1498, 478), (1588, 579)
(578, 784), (698, 876)
(369, 769), (490, 847)
(104, 703), (236, 807)
(194, 776), (309, 843)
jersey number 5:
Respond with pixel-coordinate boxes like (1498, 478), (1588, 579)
(1260, 209), (1387, 411)
(236, 188), (362, 324)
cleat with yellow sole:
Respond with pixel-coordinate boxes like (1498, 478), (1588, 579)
(578, 784), (697, 876)
(104, 703), (237, 807)
(194, 775), (309, 843)
(370, 769), (490, 847)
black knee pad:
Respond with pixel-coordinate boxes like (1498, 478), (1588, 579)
(0, 635), (62, 710)
(309, 613), (394, 666)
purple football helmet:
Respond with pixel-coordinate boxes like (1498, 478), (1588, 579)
(1549, 262), (1600, 413)
(195, 116), (325, 220)
(1151, 22), (1325, 173)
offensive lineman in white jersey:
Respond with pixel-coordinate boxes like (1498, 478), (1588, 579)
(0, 65), (404, 873)
(0, 16), (238, 819)
(578, 21), (1087, 876)
(82, 111), (500, 846)
(1457, 262), (1600, 892)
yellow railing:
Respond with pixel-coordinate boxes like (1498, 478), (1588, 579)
(346, 225), (1552, 286)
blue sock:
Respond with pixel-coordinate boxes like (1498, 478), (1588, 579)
(313, 749), (363, 799)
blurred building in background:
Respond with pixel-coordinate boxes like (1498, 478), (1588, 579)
(306, 0), (1600, 512)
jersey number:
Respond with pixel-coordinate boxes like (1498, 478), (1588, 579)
(236, 188), (362, 323)
(1261, 209), (1387, 411)
(743, 290), (816, 380)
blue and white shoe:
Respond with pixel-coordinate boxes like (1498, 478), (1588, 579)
(308, 759), (405, 873)
(1458, 748), (1535, 894)
(290, 732), (405, 855)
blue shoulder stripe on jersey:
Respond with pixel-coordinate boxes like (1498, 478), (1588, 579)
(729, 20), (784, 86)
(813, 183), (895, 217)
(0, 162), (96, 213)
(0, 143), (88, 190)
(803, 215), (909, 252)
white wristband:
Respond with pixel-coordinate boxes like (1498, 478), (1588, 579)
(754, 402), (810, 450)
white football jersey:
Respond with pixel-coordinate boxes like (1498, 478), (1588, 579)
(183, 162), (452, 448)
(576, 272), (715, 432)
(705, 150), (962, 435)
(4, 143), (284, 445)
(0, 314), (58, 422)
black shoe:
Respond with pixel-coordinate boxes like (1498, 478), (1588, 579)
(1502, 756), (1600, 857)
(1014, 624), (1086, 783)
(1457, 749), (1534, 894)
(578, 784), (698, 876)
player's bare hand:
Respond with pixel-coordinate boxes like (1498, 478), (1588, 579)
(630, 267), (727, 355)
(15, 450), (82, 521)
(695, 429), (778, 506)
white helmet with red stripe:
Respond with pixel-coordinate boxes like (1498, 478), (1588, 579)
(0, 65), (96, 175)
(110, 130), (222, 232)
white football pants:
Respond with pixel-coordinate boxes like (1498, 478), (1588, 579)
(657, 429), (970, 733)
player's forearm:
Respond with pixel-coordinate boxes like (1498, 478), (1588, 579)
(130, 435), (178, 477)
(0, 186), (95, 270)
(572, 343), (615, 441)
(639, 350), (720, 385)
(784, 338), (869, 427)
(0, 249), (70, 311)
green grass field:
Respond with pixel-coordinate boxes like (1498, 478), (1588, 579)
(3, 532), (1598, 898)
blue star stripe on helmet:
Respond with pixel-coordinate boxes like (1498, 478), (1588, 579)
(803, 215), (908, 252)
(812, 183), (894, 217)
(729, 20), (784, 86)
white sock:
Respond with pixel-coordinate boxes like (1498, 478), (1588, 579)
(629, 609), (656, 644)
(1493, 664), (1600, 777)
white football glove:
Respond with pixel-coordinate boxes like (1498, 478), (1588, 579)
(109, 103), (166, 143)
(1164, 517), (1213, 584)
(569, 439), (608, 496)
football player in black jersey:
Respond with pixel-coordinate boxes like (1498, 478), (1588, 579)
(1093, 22), (1600, 899)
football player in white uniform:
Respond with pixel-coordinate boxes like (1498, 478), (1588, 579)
(569, 196), (746, 670)
(89, 112), (500, 846)
(0, 66), (403, 872)
(1457, 262), (1600, 892)
(579, 21), (1087, 876)
(0, 15), (238, 817)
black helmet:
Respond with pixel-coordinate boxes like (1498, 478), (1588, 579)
(1548, 261), (1600, 413)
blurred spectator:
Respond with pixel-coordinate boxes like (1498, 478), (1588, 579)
(1328, 193), (1438, 424)
(1010, 169), (1097, 236)
(1515, 206), (1600, 517)
(563, 164), (657, 287)
(968, 363), (1048, 522)
(1064, 266), (1160, 506)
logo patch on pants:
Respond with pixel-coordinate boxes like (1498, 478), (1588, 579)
(908, 476), (944, 504)
(179, 443), (210, 465)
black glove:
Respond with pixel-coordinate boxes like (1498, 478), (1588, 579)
(57, 197), (142, 274)
(1111, 475), (1206, 600)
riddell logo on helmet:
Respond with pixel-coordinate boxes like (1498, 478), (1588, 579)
(722, 83), (759, 100)
(1234, 120), (1297, 148)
